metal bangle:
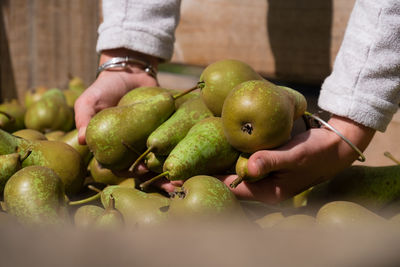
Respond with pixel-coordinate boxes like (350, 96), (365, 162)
(96, 56), (157, 78)
(304, 111), (366, 162)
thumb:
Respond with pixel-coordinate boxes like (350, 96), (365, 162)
(247, 150), (293, 177)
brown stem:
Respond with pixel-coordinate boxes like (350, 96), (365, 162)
(88, 184), (102, 193)
(230, 176), (244, 189)
(384, 151), (400, 165)
(129, 146), (153, 172)
(172, 81), (203, 100)
(139, 171), (169, 191)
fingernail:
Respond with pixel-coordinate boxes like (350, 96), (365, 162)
(255, 158), (264, 176)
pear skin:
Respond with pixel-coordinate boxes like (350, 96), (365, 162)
(86, 92), (175, 170)
(199, 59), (263, 116)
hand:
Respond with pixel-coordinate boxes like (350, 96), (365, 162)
(219, 115), (376, 204)
(74, 48), (159, 145)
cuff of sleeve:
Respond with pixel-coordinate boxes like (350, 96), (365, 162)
(96, 26), (175, 61)
(318, 87), (394, 132)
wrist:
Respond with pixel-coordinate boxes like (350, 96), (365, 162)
(327, 115), (375, 160)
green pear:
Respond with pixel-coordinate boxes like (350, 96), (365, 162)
(24, 88), (74, 132)
(12, 129), (47, 141)
(74, 204), (104, 230)
(95, 194), (124, 230)
(86, 91), (175, 170)
(4, 165), (70, 226)
(144, 152), (166, 173)
(0, 151), (31, 194)
(59, 129), (92, 166)
(316, 201), (387, 229)
(168, 175), (246, 223)
(254, 212), (285, 229)
(199, 59), (263, 116)
(0, 99), (25, 132)
(68, 76), (86, 93)
(164, 117), (239, 180)
(130, 97), (213, 171)
(24, 86), (47, 108)
(101, 185), (170, 228)
(44, 130), (66, 141)
(89, 158), (127, 185)
(230, 153), (267, 188)
(307, 165), (400, 212)
(0, 129), (86, 196)
(117, 86), (170, 106)
(167, 89), (200, 109)
(222, 80), (305, 153)
(63, 89), (82, 108)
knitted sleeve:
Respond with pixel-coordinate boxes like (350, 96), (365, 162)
(318, 0), (400, 132)
(97, 0), (181, 61)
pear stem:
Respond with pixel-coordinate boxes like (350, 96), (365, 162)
(384, 151), (400, 165)
(230, 176), (244, 189)
(88, 184), (102, 193)
(139, 171), (169, 191)
(129, 146), (154, 172)
(68, 192), (101, 206)
(172, 82), (203, 100)
(20, 149), (32, 162)
(304, 111), (366, 162)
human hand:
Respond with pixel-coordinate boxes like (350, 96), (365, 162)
(219, 115), (376, 204)
(74, 48), (159, 145)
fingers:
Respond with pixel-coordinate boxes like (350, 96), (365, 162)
(74, 92), (97, 145)
(247, 150), (294, 178)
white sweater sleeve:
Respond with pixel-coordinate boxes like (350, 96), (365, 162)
(97, 0), (181, 61)
(318, 0), (400, 132)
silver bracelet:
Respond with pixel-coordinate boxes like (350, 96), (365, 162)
(96, 56), (157, 78)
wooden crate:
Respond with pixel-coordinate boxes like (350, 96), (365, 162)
(0, 0), (101, 102)
(1, 0), (356, 102)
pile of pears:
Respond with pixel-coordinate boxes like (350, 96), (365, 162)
(1, 60), (400, 232)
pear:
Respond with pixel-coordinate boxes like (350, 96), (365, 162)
(307, 165), (400, 212)
(3, 165), (70, 226)
(95, 194), (124, 230)
(68, 76), (86, 93)
(86, 91), (175, 170)
(130, 97), (213, 171)
(316, 201), (387, 229)
(0, 151), (31, 194)
(24, 86), (47, 108)
(168, 175), (246, 223)
(254, 212), (285, 229)
(117, 86), (170, 106)
(12, 129), (47, 141)
(45, 130), (66, 141)
(221, 80), (306, 153)
(140, 117), (239, 189)
(89, 158), (128, 185)
(0, 129), (86, 196)
(101, 185), (170, 228)
(230, 153), (267, 188)
(24, 88), (74, 132)
(59, 129), (92, 166)
(0, 99), (25, 132)
(144, 152), (166, 173)
(167, 89), (200, 109)
(199, 59), (263, 116)
(74, 204), (105, 229)
(63, 89), (82, 108)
